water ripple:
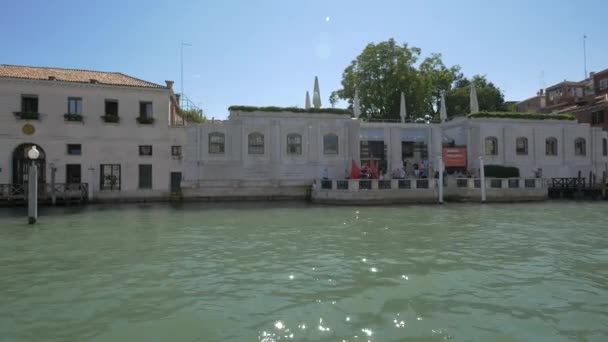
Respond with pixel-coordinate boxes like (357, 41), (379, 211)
(1, 202), (607, 341)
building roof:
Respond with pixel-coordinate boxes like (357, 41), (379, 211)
(546, 80), (583, 91)
(0, 64), (166, 89)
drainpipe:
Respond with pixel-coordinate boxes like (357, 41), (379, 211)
(479, 156), (486, 203)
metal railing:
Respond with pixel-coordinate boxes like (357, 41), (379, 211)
(0, 183), (89, 203)
(313, 178), (545, 191)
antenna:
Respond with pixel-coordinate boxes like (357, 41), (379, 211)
(539, 70), (545, 90)
(583, 35), (588, 78)
(180, 42), (192, 106)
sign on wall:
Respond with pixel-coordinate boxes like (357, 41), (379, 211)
(442, 147), (467, 167)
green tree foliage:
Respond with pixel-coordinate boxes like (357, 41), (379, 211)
(178, 108), (207, 123)
(446, 75), (505, 117)
(330, 39), (505, 120)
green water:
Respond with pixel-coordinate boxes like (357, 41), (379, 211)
(0, 202), (607, 342)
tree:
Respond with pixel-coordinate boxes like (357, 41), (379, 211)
(331, 39), (505, 120)
(446, 75), (505, 117)
(330, 39), (462, 120)
(330, 39), (425, 121)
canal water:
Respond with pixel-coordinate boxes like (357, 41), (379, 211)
(0, 202), (607, 342)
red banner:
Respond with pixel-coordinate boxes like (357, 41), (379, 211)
(443, 147), (467, 167)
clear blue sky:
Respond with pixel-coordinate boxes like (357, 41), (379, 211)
(2, 0), (607, 119)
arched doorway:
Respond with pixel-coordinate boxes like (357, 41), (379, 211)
(12, 144), (46, 185)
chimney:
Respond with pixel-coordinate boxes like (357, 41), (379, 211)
(589, 71), (595, 78)
(48, 76), (56, 81)
(89, 79), (98, 84)
(165, 80), (174, 89)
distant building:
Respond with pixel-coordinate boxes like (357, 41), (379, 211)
(516, 69), (608, 131)
(516, 90), (546, 113)
(0, 65), (186, 203)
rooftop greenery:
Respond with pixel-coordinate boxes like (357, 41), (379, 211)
(467, 111), (575, 121)
(178, 108), (207, 123)
(228, 105), (352, 115)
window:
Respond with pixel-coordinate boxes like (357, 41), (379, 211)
(484, 137), (498, 155)
(21, 95), (38, 113)
(100, 164), (121, 191)
(323, 133), (339, 155)
(287, 133), (302, 155)
(515, 137), (528, 155)
(139, 145), (152, 156)
(248, 132), (264, 155)
(138, 164), (152, 189)
(105, 100), (118, 116)
(600, 79), (608, 90)
(208, 132), (225, 154)
(171, 145), (182, 157)
(546, 137), (558, 156)
(603, 138), (607, 156)
(591, 110), (605, 125)
(574, 138), (586, 156)
(67, 97), (82, 114)
(67, 144), (81, 155)
(139, 102), (153, 118)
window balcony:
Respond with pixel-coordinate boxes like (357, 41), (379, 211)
(101, 115), (120, 123)
(13, 111), (40, 120)
(136, 116), (155, 125)
(64, 113), (83, 122)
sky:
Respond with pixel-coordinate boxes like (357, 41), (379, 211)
(2, 0), (607, 119)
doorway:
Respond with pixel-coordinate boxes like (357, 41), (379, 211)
(12, 143), (46, 185)
(170, 172), (182, 192)
(66, 164), (82, 184)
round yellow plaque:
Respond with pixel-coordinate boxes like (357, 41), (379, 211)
(22, 124), (35, 136)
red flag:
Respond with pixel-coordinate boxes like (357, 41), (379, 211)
(350, 159), (360, 179)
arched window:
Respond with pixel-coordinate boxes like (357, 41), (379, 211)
(603, 138), (607, 156)
(248, 132), (264, 155)
(323, 133), (339, 155)
(515, 137), (528, 155)
(484, 137), (498, 155)
(208, 132), (225, 154)
(286, 133), (302, 155)
(574, 137), (586, 156)
(546, 137), (558, 156)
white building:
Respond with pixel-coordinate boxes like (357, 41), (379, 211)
(182, 108), (359, 199)
(0, 65), (186, 202)
(183, 108), (608, 200)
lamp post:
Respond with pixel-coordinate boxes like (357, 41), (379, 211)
(27, 146), (40, 224)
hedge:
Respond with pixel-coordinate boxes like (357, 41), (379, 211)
(484, 165), (520, 178)
(228, 105), (352, 115)
(468, 111), (575, 121)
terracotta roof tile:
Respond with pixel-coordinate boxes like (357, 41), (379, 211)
(0, 64), (166, 89)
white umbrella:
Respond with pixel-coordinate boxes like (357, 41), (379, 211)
(400, 92), (407, 123)
(353, 89), (361, 119)
(440, 92), (447, 122)
(313, 76), (322, 108)
(305, 91), (311, 110)
(470, 84), (479, 113)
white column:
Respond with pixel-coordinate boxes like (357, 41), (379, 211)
(479, 156), (486, 203)
(438, 156), (444, 204)
(28, 163), (38, 224)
